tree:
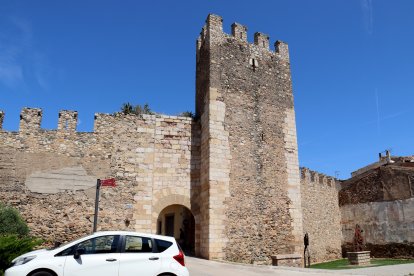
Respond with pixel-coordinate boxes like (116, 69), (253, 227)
(0, 203), (29, 236)
(121, 102), (133, 115)
(143, 104), (152, 115)
(179, 111), (194, 118)
(120, 103), (152, 116)
(0, 203), (42, 275)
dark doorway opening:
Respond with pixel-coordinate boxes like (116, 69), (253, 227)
(157, 205), (196, 256)
(165, 214), (175, 237)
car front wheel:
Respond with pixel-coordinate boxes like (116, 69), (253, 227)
(30, 270), (55, 276)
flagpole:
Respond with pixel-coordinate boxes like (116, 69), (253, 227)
(93, 179), (101, 233)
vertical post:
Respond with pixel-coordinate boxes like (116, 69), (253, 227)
(93, 179), (101, 233)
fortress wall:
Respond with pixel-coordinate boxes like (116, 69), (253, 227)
(300, 168), (342, 263)
(0, 108), (198, 244)
(196, 15), (303, 264)
(339, 165), (414, 258)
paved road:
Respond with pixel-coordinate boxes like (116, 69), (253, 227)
(186, 257), (414, 276)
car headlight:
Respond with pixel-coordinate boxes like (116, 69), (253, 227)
(13, 256), (36, 266)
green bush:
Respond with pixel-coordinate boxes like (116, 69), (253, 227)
(0, 235), (43, 273)
(179, 111), (195, 118)
(0, 203), (29, 236)
(0, 203), (42, 274)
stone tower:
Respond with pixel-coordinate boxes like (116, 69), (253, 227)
(196, 14), (303, 264)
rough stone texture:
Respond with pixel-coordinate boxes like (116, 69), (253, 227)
(0, 110), (4, 129)
(347, 251), (371, 265)
(271, 254), (302, 267)
(341, 198), (414, 257)
(340, 157), (414, 258)
(0, 108), (199, 243)
(196, 14), (303, 265)
(342, 242), (414, 259)
(340, 164), (414, 206)
(0, 14), (316, 265)
(300, 168), (342, 263)
(57, 110), (78, 132)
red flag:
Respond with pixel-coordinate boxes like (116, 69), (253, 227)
(100, 178), (116, 187)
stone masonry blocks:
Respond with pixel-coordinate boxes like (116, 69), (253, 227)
(19, 108), (42, 132)
(196, 14), (305, 265)
(0, 14), (344, 267)
(0, 110), (4, 130)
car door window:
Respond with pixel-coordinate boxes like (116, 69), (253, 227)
(77, 235), (120, 254)
(56, 245), (76, 256)
(124, 236), (152, 253)
(154, 239), (172, 253)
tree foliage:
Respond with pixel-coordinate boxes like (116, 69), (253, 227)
(179, 111), (195, 118)
(0, 235), (43, 273)
(0, 203), (42, 274)
(121, 102), (153, 116)
(0, 203), (29, 236)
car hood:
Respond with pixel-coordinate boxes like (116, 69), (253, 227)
(12, 248), (49, 262)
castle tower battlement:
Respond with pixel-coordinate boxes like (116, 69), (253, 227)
(196, 14), (290, 70)
(1, 108), (193, 135)
(196, 14), (302, 265)
(300, 167), (337, 188)
(0, 110), (4, 130)
(231, 22), (247, 41)
(58, 110), (78, 133)
(19, 108), (42, 133)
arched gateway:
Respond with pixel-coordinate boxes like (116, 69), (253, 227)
(157, 205), (195, 255)
(151, 191), (198, 256)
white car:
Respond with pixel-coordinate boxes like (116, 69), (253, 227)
(5, 231), (189, 276)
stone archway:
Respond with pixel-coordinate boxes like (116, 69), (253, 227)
(156, 204), (195, 255)
(152, 189), (198, 255)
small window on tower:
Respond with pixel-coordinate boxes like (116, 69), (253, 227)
(249, 58), (259, 70)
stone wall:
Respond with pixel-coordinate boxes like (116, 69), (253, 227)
(196, 14), (303, 264)
(0, 14), (309, 264)
(0, 108), (200, 244)
(341, 198), (414, 258)
(339, 161), (414, 258)
(300, 168), (342, 263)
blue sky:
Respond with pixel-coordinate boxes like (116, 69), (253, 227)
(0, 0), (413, 179)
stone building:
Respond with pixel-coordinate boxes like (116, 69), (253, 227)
(0, 14), (309, 266)
(340, 153), (414, 258)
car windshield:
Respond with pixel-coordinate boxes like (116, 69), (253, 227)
(47, 235), (89, 250)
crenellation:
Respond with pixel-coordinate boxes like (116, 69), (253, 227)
(310, 171), (319, 183)
(57, 110), (78, 133)
(301, 167), (338, 189)
(327, 176), (335, 187)
(231, 22), (247, 41)
(300, 167), (311, 183)
(300, 167), (342, 263)
(254, 32), (270, 49)
(198, 15), (289, 61)
(0, 110), (4, 130)
(19, 107), (42, 133)
(275, 40), (290, 62)
(206, 14), (223, 44)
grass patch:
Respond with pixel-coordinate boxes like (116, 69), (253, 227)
(310, 258), (414, 270)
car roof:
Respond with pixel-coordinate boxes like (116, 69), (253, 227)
(52, 231), (177, 253)
(91, 231), (176, 242)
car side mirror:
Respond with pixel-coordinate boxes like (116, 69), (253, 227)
(74, 248), (85, 259)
